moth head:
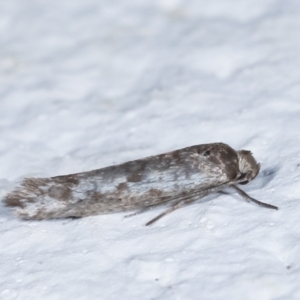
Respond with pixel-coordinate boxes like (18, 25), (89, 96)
(237, 150), (260, 185)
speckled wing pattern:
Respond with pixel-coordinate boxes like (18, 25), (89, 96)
(3, 143), (276, 223)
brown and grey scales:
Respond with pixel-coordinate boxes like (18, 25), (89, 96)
(4, 143), (242, 220)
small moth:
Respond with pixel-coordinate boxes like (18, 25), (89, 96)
(3, 143), (278, 225)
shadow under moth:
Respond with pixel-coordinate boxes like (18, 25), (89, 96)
(3, 143), (278, 225)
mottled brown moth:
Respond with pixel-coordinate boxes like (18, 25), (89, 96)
(3, 143), (278, 225)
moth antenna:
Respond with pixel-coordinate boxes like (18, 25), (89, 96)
(231, 185), (278, 210)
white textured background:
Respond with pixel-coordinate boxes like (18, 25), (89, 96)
(1, 1), (300, 299)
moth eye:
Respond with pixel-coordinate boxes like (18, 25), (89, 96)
(203, 150), (211, 156)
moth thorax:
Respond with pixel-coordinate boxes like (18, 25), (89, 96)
(237, 150), (260, 184)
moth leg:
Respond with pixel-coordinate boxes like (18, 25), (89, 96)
(145, 201), (185, 226)
(231, 185), (278, 210)
(145, 196), (201, 226)
(145, 188), (218, 226)
(124, 207), (153, 218)
(124, 200), (169, 219)
(126, 191), (207, 221)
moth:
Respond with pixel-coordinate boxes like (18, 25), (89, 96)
(3, 143), (278, 225)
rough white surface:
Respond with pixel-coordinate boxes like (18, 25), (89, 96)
(1, 0), (300, 299)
